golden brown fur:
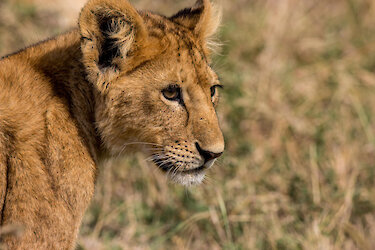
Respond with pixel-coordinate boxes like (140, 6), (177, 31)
(0, 0), (224, 248)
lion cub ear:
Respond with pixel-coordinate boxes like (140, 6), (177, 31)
(170, 0), (221, 50)
(79, 0), (147, 88)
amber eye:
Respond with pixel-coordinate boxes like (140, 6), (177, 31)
(162, 84), (181, 101)
(210, 84), (223, 98)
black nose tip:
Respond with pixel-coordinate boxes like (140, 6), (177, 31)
(195, 143), (223, 163)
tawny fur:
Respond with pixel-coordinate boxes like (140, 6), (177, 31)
(0, 0), (224, 249)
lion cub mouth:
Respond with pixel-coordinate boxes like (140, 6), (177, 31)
(152, 157), (207, 186)
(153, 159), (206, 173)
(148, 141), (220, 186)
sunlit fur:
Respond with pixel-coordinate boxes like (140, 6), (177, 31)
(0, 0), (223, 248)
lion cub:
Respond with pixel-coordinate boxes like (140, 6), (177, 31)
(0, 0), (224, 248)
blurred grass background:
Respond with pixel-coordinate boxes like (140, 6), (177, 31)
(1, 0), (375, 249)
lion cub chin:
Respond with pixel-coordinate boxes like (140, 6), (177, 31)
(0, 0), (224, 248)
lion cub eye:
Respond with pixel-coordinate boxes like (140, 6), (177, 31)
(210, 84), (223, 98)
(162, 84), (181, 101)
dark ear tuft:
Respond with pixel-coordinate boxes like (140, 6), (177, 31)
(96, 13), (130, 69)
(170, 5), (205, 31)
(170, 0), (221, 43)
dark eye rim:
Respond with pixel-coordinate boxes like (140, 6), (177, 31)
(211, 84), (223, 97)
(162, 84), (181, 101)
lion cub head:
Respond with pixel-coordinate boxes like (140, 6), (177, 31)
(79, 0), (224, 186)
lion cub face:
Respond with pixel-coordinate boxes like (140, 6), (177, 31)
(79, 0), (223, 186)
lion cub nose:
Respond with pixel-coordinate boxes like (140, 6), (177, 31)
(195, 143), (223, 163)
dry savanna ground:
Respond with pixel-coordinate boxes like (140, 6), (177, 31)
(1, 0), (375, 249)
